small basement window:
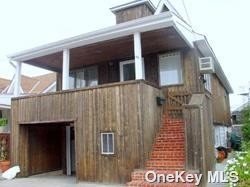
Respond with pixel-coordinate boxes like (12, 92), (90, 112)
(101, 132), (114, 155)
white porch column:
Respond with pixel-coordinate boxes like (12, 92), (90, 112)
(14, 61), (22, 96)
(133, 32), (143, 80)
(62, 48), (71, 176)
(62, 49), (70, 90)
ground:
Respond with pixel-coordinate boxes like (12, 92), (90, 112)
(0, 171), (124, 187)
(0, 158), (230, 187)
(207, 153), (232, 187)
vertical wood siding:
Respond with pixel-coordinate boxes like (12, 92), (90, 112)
(11, 80), (162, 183)
(211, 75), (231, 125)
(183, 94), (215, 186)
(115, 4), (154, 24)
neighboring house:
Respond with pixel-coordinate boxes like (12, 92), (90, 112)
(0, 73), (56, 133)
(7, 0), (233, 186)
(232, 102), (249, 125)
(0, 78), (11, 133)
(231, 102), (249, 138)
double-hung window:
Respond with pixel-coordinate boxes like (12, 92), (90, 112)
(159, 52), (183, 86)
(101, 132), (114, 155)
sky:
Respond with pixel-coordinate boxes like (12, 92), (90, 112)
(0, 0), (249, 110)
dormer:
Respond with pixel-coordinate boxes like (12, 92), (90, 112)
(110, 0), (156, 24)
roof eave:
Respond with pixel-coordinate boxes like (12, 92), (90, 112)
(8, 12), (177, 62)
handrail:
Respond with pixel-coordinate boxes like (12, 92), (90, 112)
(165, 89), (192, 118)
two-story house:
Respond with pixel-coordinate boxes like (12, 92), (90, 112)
(7, 0), (232, 186)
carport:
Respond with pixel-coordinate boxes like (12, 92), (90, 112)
(17, 120), (75, 177)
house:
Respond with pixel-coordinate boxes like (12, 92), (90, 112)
(7, 0), (233, 186)
(231, 102), (249, 138)
(0, 78), (11, 134)
(232, 102), (249, 124)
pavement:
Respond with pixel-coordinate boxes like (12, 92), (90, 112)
(0, 171), (124, 187)
(0, 155), (233, 187)
(207, 153), (234, 187)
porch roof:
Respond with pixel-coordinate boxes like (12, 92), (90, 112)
(7, 12), (193, 70)
(7, 10), (233, 94)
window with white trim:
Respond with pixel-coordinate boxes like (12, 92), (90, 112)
(159, 52), (183, 86)
(69, 66), (98, 89)
(119, 59), (145, 81)
(204, 74), (212, 92)
(101, 132), (114, 155)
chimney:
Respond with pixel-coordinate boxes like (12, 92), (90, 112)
(110, 0), (156, 24)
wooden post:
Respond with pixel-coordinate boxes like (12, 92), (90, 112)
(133, 32), (144, 80)
(62, 49), (71, 176)
(14, 61), (22, 96)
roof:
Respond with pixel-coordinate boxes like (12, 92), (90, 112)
(20, 75), (39, 93)
(7, 0), (232, 94)
(0, 78), (10, 92)
(1, 73), (56, 94)
(110, 0), (156, 13)
(232, 102), (250, 113)
(8, 12), (189, 61)
(31, 73), (57, 93)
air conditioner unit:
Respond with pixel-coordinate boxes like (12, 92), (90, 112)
(199, 57), (215, 74)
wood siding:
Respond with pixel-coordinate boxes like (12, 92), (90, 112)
(115, 4), (154, 24)
(161, 49), (203, 94)
(28, 125), (64, 175)
(56, 48), (204, 119)
(98, 62), (120, 84)
(211, 75), (231, 125)
(183, 94), (215, 186)
(144, 54), (159, 85)
(11, 80), (162, 183)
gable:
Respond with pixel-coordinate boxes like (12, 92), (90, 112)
(155, 0), (190, 25)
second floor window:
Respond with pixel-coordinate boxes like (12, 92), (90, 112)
(120, 59), (145, 81)
(69, 66), (98, 89)
(159, 52), (183, 86)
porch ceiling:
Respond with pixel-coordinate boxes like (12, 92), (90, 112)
(24, 26), (188, 72)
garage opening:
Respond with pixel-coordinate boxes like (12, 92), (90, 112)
(20, 122), (75, 176)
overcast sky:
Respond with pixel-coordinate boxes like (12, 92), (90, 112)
(0, 0), (249, 109)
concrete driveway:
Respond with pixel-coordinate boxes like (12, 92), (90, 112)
(0, 171), (124, 187)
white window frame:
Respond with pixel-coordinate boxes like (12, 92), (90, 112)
(69, 65), (98, 89)
(204, 74), (212, 93)
(101, 132), (115, 155)
(159, 52), (183, 86)
(119, 59), (145, 81)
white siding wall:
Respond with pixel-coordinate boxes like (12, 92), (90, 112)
(214, 126), (228, 148)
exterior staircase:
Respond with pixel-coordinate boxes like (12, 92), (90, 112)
(127, 115), (195, 187)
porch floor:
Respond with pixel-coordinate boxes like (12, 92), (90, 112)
(0, 171), (124, 187)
